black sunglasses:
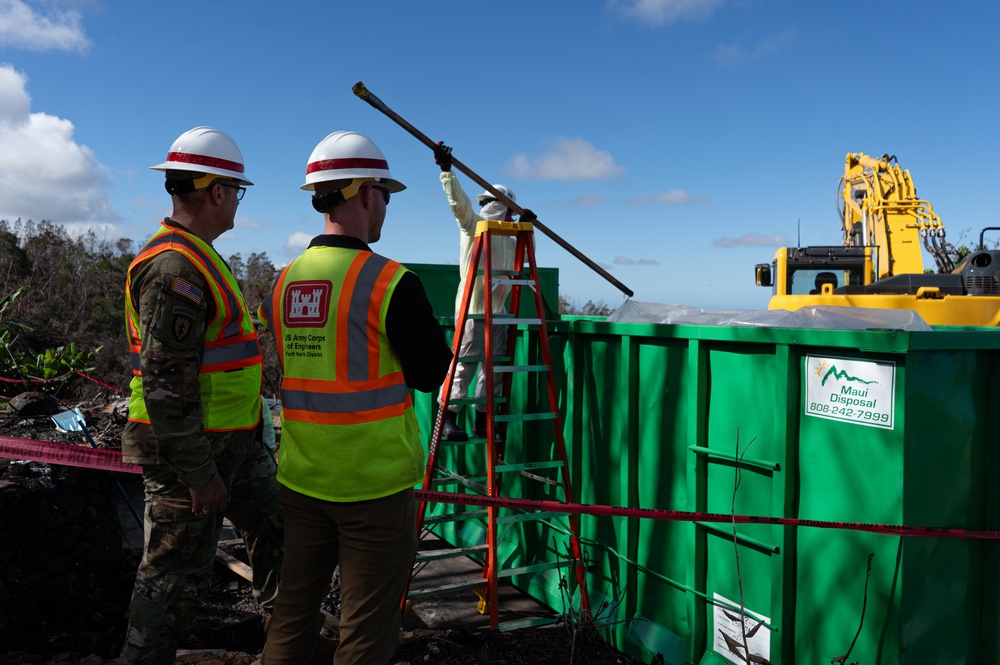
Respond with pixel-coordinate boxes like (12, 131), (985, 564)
(367, 184), (391, 204)
(217, 182), (246, 201)
(479, 197), (497, 207)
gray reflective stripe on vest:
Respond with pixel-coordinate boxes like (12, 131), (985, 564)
(142, 231), (244, 338)
(131, 339), (259, 373)
(347, 254), (392, 382)
(204, 338), (261, 366)
(283, 382), (409, 413)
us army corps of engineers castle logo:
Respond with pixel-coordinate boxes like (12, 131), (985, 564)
(803, 355), (896, 430)
(283, 280), (332, 327)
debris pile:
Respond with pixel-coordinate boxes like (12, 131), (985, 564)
(0, 458), (133, 654)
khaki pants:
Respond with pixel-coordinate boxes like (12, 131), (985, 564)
(263, 487), (416, 665)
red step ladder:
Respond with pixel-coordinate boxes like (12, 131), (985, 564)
(405, 219), (591, 631)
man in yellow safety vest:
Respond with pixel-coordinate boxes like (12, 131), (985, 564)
(259, 131), (451, 664)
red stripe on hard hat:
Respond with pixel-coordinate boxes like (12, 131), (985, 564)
(166, 151), (245, 174)
(306, 157), (389, 174)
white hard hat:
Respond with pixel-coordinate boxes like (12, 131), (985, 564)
(477, 184), (516, 206)
(150, 126), (253, 186)
(302, 131), (406, 192)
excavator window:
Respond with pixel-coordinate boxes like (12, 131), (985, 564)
(809, 272), (838, 294)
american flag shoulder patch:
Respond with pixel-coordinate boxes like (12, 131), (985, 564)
(171, 276), (204, 304)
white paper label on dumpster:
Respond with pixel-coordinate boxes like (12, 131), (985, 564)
(712, 593), (771, 664)
(804, 355), (896, 430)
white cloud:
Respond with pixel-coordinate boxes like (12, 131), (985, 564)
(504, 138), (626, 181)
(607, 0), (724, 27)
(712, 29), (796, 67)
(628, 189), (709, 205)
(614, 256), (659, 265)
(63, 221), (128, 244)
(284, 231), (312, 256)
(568, 194), (609, 207)
(0, 64), (118, 226)
(714, 232), (789, 247)
(0, 0), (89, 52)
(235, 215), (263, 230)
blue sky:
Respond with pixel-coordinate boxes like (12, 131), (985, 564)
(1, 0), (997, 311)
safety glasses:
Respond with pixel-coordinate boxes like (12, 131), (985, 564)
(367, 184), (391, 205)
(217, 182), (246, 201)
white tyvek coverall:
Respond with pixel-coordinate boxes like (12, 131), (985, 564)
(439, 171), (517, 412)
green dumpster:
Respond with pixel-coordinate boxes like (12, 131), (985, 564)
(404, 265), (1000, 664)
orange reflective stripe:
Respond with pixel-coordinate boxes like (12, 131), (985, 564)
(134, 226), (237, 332)
(282, 399), (410, 426)
(367, 260), (397, 378)
(269, 265), (292, 361)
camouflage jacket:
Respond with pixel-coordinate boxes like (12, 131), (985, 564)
(122, 236), (220, 488)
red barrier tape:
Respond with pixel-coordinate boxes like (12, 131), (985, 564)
(414, 490), (1000, 541)
(73, 371), (129, 394)
(2, 433), (997, 541)
(0, 371), (76, 384)
(0, 435), (141, 474)
(0, 370), (128, 395)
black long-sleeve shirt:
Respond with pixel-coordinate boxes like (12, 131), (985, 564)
(306, 234), (452, 392)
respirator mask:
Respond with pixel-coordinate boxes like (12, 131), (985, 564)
(480, 200), (508, 221)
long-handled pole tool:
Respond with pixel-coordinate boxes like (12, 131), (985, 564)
(352, 81), (634, 299)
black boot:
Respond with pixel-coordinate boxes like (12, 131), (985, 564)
(441, 409), (468, 441)
(474, 409), (487, 438)
(475, 410), (503, 442)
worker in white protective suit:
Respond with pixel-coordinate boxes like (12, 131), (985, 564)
(433, 141), (535, 441)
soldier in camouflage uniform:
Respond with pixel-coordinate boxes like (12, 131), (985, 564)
(120, 127), (282, 665)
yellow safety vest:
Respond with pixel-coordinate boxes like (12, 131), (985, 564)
(125, 222), (263, 431)
(260, 245), (423, 502)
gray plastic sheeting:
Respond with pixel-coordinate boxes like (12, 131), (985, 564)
(604, 300), (933, 331)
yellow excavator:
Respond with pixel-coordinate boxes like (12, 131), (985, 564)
(755, 152), (1000, 326)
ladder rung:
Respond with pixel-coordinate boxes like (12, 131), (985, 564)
(492, 364), (548, 374)
(499, 616), (560, 632)
(491, 277), (536, 287)
(495, 460), (564, 473)
(440, 438), (486, 448)
(495, 412), (558, 423)
(498, 559), (579, 579)
(456, 356), (512, 364)
(414, 544), (488, 563)
(445, 396), (508, 406)
(407, 579), (485, 600)
(430, 471), (488, 493)
(499, 317), (542, 326)
(424, 509), (488, 525)
(496, 511), (566, 525)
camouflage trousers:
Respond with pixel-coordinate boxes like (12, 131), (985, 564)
(121, 429), (283, 665)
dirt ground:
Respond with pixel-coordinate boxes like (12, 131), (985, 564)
(0, 394), (638, 665)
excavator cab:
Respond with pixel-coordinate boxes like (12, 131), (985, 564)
(759, 246), (869, 297)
